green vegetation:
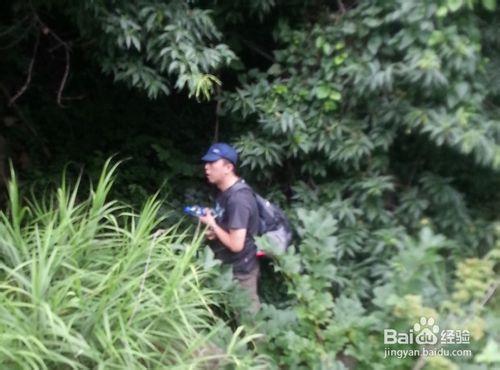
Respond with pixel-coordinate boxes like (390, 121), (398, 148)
(1, 0), (499, 369)
(0, 162), (267, 369)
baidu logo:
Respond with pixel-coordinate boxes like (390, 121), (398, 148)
(413, 317), (440, 345)
(384, 316), (470, 346)
(384, 316), (439, 345)
(383, 316), (473, 359)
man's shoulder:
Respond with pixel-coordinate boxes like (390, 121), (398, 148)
(228, 187), (254, 204)
(230, 179), (252, 192)
(226, 180), (251, 197)
(227, 182), (257, 208)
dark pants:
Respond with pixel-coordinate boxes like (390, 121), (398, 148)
(234, 263), (261, 315)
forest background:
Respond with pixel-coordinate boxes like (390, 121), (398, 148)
(0, 0), (499, 369)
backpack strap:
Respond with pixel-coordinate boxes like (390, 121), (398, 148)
(230, 179), (252, 193)
(228, 180), (262, 234)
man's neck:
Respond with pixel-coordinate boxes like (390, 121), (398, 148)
(217, 175), (239, 192)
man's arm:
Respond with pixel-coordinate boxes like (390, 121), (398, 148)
(200, 211), (247, 252)
(210, 224), (247, 253)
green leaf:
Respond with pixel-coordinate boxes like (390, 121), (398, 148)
(329, 91), (341, 101)
(315, 85), (330, 99)
(436, 6), (449, 17)
(482, 0), (497, 10)
(475, 340), (500, 363)
(268, 63), (282, 75)
(447, 0), (464, 12)
(131, 36), (141, 51)
(315, 36), (324, 49)
(323, 43), (332, 56)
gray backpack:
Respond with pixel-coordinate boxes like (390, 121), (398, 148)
(232, 181), (293, 254)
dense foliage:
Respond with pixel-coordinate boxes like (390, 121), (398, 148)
(0, 162), (268, 369)
(1, 0), (499, 369)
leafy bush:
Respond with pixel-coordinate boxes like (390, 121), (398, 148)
(214, 2), (500, 367)
(252, 208), (499, 369)
(2, 0), (499, 368)
(0, 161), (268, 369)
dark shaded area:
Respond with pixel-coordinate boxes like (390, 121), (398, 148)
(0, 1), (285, 207)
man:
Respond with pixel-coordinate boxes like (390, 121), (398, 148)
(198, 142), (261, 314)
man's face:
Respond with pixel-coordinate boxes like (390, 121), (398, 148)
(204, 159), (232, 184)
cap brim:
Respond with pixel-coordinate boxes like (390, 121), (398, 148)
(201, 153), (222, 162)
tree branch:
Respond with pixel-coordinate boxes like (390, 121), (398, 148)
(0, 20), (34, 50)
(478, 281), (498, 310)
(0, 82), (51, 158)
(8, 29), (40, 106)
(412, 280), (499, 370)
(32, 14), (71, 107)
(57, 43), (70, 107)
(213, 84), (221, 143)
(0, 15), (30, 37)
(337, 0), (346, 14)
(8, 5), (72, 107)
(241, 38), (274, 62)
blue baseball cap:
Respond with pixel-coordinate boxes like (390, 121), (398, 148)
(201, 142), (238, 165)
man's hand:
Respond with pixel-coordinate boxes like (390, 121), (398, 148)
(198, 208), (246, 252)
(199, 208), (216, 228)
(199, 209), (218, 240)
(153, 229), (167, 238)
(205, 227), (217, 240)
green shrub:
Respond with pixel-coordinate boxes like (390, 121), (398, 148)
(0, 160), (268, 369)
(252, 208), (499, 370)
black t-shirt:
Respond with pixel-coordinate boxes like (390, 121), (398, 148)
(210, 179), (259, 274)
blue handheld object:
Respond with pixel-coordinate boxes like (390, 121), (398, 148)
(183, 205), (207, 217)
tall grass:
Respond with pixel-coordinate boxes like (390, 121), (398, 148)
(0, 160), (268, 369)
